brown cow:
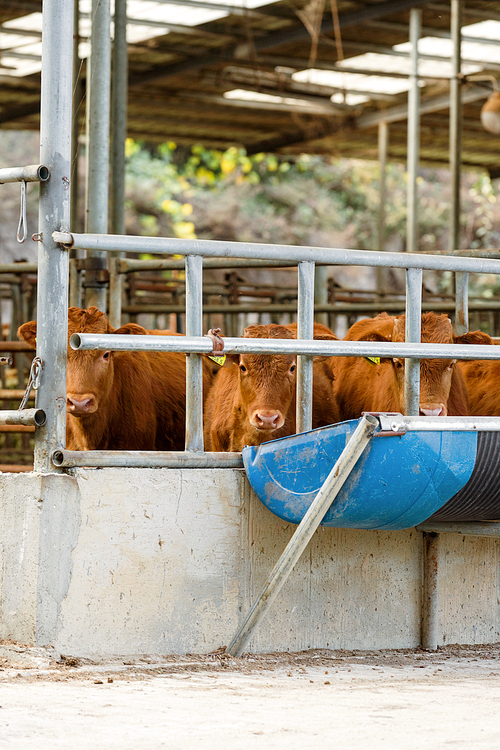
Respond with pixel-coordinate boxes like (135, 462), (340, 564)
(204, 323), (340, 452)
(332, 312), (491, 420)
(18, 306), (213, 451)
(458, 356), (500, 415)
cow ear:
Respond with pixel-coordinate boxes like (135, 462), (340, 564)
(454, 330), (493, 346)
(113, 323), (147, 336)
(18, 320), (37, 348)
(223, 352), (240, 366)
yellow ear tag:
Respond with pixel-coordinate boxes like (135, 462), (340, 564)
(365, 356), (380, 366)
(208, 354), (226, 367)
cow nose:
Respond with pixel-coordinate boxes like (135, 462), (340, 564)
(254, 412), (281, 430)
(419, 405), (445, 417)
(67, 394), (95, 414)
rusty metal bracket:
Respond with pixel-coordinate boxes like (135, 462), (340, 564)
(206, 327), (225, 356)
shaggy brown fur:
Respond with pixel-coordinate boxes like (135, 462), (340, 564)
(18, 306), (213, 451)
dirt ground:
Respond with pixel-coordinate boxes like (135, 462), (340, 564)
(1, 642), (500, 749)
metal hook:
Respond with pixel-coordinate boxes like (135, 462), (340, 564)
(16, 180), (27, 243)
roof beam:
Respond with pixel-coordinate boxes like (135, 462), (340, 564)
(368, 19), (500, 46)
(357, 84), (489, 128)
(255, 55), (451, 80)
(128, 0), (430, 86)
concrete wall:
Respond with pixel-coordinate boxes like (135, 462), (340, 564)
(0, 468), (499, 657)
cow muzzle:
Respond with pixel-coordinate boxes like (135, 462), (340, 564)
(419, 403), (447, 417)
(250, 410), (284, 431)
(67, 393), (97, 415)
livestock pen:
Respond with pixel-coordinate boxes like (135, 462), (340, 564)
(4, 0), (500, 659)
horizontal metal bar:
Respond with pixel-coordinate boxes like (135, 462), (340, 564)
(416, 522), (500, 537)
(54, 232), (500, 274)
(120, 258), (310, 272)
(0, 409), (45, 426)
(70, 333), (500, 361)
(120, 301), (500, 315)
(377, 414), (500, 433)
(0, 165), (50, 184)
(52, 449), (243, 468)
(0, 262), (38, 274)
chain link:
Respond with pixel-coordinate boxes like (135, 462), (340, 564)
(19, 356), (43, 411)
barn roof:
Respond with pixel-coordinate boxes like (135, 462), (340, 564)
(1, 0), (500, 170)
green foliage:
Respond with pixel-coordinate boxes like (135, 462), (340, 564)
(124, 139), (500, 277)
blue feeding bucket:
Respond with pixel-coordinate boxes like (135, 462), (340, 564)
(242, 419), (479, 531)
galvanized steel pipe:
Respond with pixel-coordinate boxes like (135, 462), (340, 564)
(35, 0), (73, 471)
(85, 0), (111, 312)
(417, 522), (500, 537)
(51, 449), (243, 468)
(404, 267), (422, 416)
(52, 232), (500, 275)
(296, 261), (315, 433)
(407, 8), (421, 256)
(0, 409), (45, 427)
(70, 332), (500, 361)
(185, 255), (204, 451)
(0, 165), (50, 184)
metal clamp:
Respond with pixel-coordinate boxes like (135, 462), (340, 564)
(17, 180), (27, 243)
(366, 412), (408, 436)
(206, 327), (225, 356)
(0, 357), (13, 366)
(19, 356), (43, 411)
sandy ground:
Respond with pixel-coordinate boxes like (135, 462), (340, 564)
(1, 643), (500, 749)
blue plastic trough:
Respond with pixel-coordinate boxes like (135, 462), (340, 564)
(242, 419), (479, 531)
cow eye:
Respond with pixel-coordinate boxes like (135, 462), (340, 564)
(239, 364), (247, 373)
(289, 364), (296, 373)
(393, 358), (403, 369)
(447, 360), (456, 370)
(102, 351), (110, 360)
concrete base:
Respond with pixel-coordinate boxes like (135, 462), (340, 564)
(0, 469), (499, 657)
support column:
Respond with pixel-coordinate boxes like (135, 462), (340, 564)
(407, 8), (421, 255)
(422, 531), (440, 650)
(377, 120), (388, 297)
(109, 0), (128, 328)
(34, 0), (74, 471)
(450, 0), (464, 309)
(85, 0), (111, 313)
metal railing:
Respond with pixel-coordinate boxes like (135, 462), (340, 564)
(43, 229), (500, 470)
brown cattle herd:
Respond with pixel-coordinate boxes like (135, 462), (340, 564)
(17, 305), (498, 453)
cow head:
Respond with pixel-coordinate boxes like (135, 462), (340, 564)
(229, 324), (296, 434)
(364, 313), (492, 416)
(18, 306), (146, 418)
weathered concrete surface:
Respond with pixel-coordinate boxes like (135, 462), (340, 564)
(0, 469), (499, 656)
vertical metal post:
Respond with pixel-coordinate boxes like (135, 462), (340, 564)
(85, 0), (111, 312)
(314, 265), (328, 327)
(226, 414), (378, 657)
(35, 0), (74, 471)
(450, 0), (463, 299)
(407, 8), (421, 255)
(185, 255), (203, 451)
(455, 271), (469, 334)
(70, 0), (81, 234)
(404, 267), (422, 416)
(296, 261), (315, 433)
(422, 531), (440, 651)
(108, 0), (128, 328)
(377, 120), (388, 296)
